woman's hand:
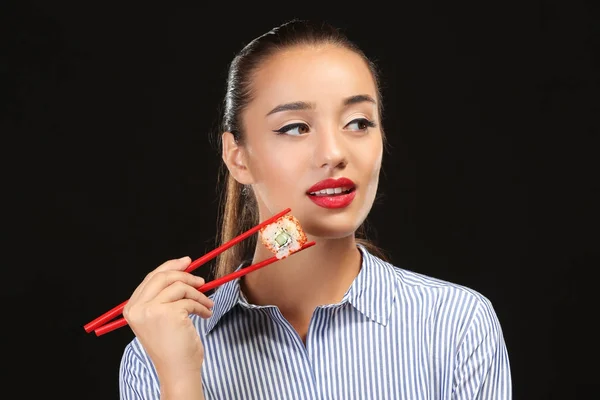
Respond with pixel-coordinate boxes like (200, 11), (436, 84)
(123, 256), (213, 388)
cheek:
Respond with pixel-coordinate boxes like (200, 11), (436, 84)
(372, 150), (383, 177)
(361, 141), (383, 191)
(248, 142), (307, 188)
(360, 137), (383, 171)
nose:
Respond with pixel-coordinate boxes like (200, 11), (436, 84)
(314, 127), (347, 170)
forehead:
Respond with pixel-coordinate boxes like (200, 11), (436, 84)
(249, 44), (377, 110)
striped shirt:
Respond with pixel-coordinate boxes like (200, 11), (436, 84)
(120, 245), (512, 399)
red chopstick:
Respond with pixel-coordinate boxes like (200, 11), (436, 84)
(83, 208), (292, 333)
(94, 241), (315, 336)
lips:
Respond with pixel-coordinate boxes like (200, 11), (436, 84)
(307, 177), (356, 195)
(306, 177), (357, 209)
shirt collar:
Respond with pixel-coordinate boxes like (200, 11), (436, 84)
(203, 262), (246, 336)
(203, 244), (398, 336)
(345, 244), (399, 326)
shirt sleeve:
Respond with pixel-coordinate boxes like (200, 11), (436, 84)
(119, 340), (161, 400)
(452, 297), (512, 400)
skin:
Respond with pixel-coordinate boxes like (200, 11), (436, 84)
(123, 257), (212, 399)
(224, 44), (383, 337)
(123, 43), (383, 399)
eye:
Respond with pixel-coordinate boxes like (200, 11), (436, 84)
(273, 122), (310, 136)
(345, 118), (376, 131)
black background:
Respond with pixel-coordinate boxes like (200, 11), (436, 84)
(2, 0), (598, 398)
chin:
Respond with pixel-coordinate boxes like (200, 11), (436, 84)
(298, 216), (362, 240)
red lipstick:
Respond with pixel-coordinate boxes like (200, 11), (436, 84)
(306, 177), (357, 209)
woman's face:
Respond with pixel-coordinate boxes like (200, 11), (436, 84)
(226, 44), (383, 239)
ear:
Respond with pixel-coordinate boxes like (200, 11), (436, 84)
(221, 131), (254, 185)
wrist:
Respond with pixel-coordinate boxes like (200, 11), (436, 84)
(159, 370), (204, 400)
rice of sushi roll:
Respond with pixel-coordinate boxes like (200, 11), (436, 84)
(259, 215), (308, 259)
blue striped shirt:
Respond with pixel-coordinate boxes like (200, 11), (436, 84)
(120, 245), (512, 399)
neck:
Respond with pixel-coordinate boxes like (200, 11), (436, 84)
(242, 234), (362, 320)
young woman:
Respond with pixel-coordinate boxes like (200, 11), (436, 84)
(119, 20), (512, 400)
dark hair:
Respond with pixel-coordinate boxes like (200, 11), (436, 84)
(213, 19), (388, 279)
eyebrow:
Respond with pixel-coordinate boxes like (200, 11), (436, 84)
(266, 94), (376, 116)
(266, 101), (314, 116)
(343, 94), (376, 107)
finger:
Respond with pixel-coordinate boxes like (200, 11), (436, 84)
(137, 270), (206, 303)
(130, 257), (192, 303)
(172, 299), (214, 319)
(154, 281), (214, 310)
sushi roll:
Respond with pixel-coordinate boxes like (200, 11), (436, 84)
(259, 215), (308, 259)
